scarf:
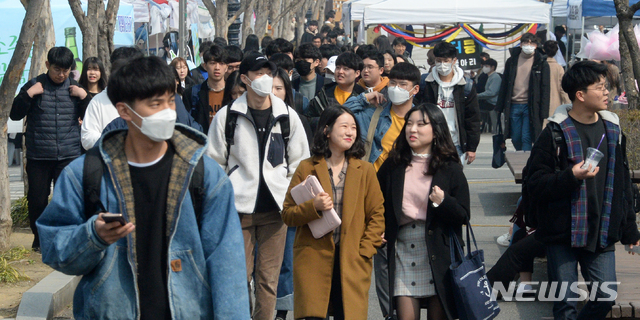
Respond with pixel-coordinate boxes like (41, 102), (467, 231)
(558, 116), (618, 248)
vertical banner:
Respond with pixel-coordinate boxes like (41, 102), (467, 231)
(567, 0), (583, 30)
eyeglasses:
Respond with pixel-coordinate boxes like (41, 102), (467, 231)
(363, 65), (380, 71)
(585, 82), (611, 93)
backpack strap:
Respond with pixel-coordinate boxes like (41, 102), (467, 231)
(549, 123), (564, 169)
(83, 146), (106, 219)
(281, 109), (291, 174)
(224, 111), (239, 166)
(363, 106), (384, 162)
(189, 157), (205, 228)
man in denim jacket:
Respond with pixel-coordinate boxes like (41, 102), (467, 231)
(37, 56), (250, 319)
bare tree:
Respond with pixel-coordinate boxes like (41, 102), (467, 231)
(312, 0), (325, 23)
(241, 2), (254, 46)
(253, 0), (269, 40)
(69, 0), (120, 76)
(0, 0), (45, 251)
(294, 0), (315, 45)
(614, 0), (640, 109)
(202, 0), (256, 39)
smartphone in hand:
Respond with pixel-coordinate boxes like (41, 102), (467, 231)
(102, 213), (127, 226)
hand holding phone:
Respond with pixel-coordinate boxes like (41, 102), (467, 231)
(95, 212), (135, 245)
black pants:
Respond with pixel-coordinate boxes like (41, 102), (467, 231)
(486, 231), (546, 290)
(306, 244), (344, 320)
(26, 158), (74, 249)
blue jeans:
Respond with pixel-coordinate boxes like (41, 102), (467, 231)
(276, 226), (296, 310)
(546, 245), (616, 320)
(510, 103), (532, 151)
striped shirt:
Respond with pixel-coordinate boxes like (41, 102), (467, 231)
(328, 159), (348, 244)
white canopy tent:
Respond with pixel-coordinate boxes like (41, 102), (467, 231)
(363, 0), (551, 26)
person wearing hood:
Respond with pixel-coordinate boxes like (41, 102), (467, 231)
(495, 33), (550, 151)
(420, 41), (481, 165)
(527, 61), (639, 319)
(301, 20), (319, 44)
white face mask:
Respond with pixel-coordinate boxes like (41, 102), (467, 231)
(482, 66), (491, 74)
(325, 73), (335, 82)
(388, 85), (414, 105)
(435, 62), (453, 76)
(126, 104), (176, 142)
(246, 74), (273, 97)
(522, 45), (536, 55)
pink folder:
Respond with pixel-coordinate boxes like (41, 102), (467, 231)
(290, 175), (342, 239)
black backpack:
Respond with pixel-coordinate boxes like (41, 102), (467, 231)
(521, 124), (564, 228)
(82, 146), (206, 227)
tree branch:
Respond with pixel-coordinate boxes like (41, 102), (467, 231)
(105, 0), (120, 25)
(630, 1), (640, 14)
(273, 0), (306, 26)
(68, 0), (86, 29)
(227, 0), (255, 26)
(201, 0), (217, 25)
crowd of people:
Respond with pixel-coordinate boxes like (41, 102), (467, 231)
(8, 18), (640, 320)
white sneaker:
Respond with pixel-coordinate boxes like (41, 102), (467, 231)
(497, 232), (511, 247)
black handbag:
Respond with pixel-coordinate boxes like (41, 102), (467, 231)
(492, 117), (506, 168)
(449, 225), (500, 320)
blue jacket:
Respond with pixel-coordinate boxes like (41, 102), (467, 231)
(37, 124), (250, 319)
(343, 93), (394, 164)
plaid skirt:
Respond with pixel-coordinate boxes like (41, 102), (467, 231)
(394, 220), (436, 297)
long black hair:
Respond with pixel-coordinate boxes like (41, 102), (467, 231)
(311, 106), (365, 160)
(79, 57), (107, 92)
(389, 103), (460, 175)
(273, 68), (294, 108)
(222, 70), (243, 106)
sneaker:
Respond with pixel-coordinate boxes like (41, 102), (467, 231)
(496, 232), (511, 247)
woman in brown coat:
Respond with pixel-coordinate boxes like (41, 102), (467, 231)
(282, 106), (385, 320)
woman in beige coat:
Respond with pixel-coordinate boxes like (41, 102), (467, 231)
(282, 106), (385, 320)
(544, 41), (570, 124)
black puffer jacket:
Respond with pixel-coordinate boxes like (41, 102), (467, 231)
(10, 73), (89, 160)
(496, 47), (550, 141)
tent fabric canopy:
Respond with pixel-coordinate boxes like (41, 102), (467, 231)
(363, 0), (551, 26)
(553, 0), (568, 18)
(582, 0), (640, 17)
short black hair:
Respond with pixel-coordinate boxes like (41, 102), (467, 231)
(296, 43), (322, 61)
(433, 41), (457, 59)
(110, 47), (144, 64)
(107, 56), (176, 106)
(269, 53), (294, 72)
(521, 33), (538, 45)
(561, 60), (609, 102)
(543, 40), (559, 57)
(47, 47), (75, 69)
(312, 34), (323, 42)
(335, 52), (363, 72)
(213, 36), (228, 47)
(388, 62), (420, 85)
(308, 20), (319, 27)
(244, 35), (260, 53)
(325, 10), (335, 20)
(320, 25), (332, 34)
(199, 40), (213, 54)
(327, 31), (338, 40)
(311, 106), (365, 159)
(224, 45), (244, 64)
(265, 38), (294, 57)
(320, 44), (341, 60)
(355, 44), (377, 59)
(392, 37), (407, 47)
(554, 25), (566, 36)
(203, 45), (228, 64)
(361, 50), (384, 69)
(482, 58), (498, 69)
(261, 36), (273, 51)
(480, 52), (491, 60)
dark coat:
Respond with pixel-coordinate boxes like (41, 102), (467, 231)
(495, 47), (550, 141)
(183, 81), (219, 134)
(10, 73), (90, 160)
(421, 74), (482, 153)
(528, 109), (640, 246)
(190, 65), (207, 84)
(377, 159), (470, 320)
(305, 82), (365, 131)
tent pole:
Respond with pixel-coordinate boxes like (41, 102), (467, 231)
(580, 16), (585, 53)
(146, 23), (150, 56)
